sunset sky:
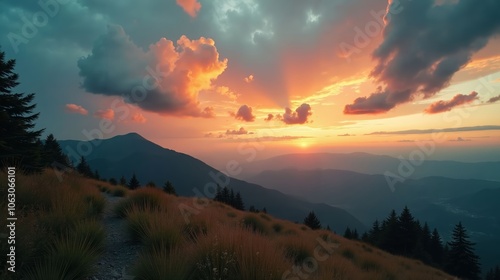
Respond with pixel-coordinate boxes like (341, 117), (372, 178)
(1, 0), (500, 168)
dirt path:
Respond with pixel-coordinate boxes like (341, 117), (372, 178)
(88, 194), (142, 280)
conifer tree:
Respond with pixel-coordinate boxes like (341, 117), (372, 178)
(352, 229), (359, 240)
(234, 192), (244, 210)
(445, 222), (481, 280)
(397, 206), (418, 255)
(163, 180), (177, 196)
(303, 211), (321, 230)
(128, 173), (140, 190)
(380, 209), (399, 253)
(146, 181), (156, 188)
(76, 156), (93, 177)
(0, 51), (44, 172)
(344, 227), (352, 239)
(42, 134), (70, 168)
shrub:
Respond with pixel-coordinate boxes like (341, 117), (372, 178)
(342, 249), (355, 260)
(183, 221), (208, 242)
(114, 189), (164, 218)
(112, 186), (127, 197)
(272, 223), (283, 233)
(227, 212), (237, 218)
(242, 215), (268, 235)
(133, 247), (191, 280)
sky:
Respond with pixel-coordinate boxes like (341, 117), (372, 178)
(1, 0), (500, 169)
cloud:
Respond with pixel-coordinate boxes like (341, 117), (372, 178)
(226, 136), (311, 143)
(78, 25), (227, 118)
(280, 103), (312, 125)
(244, 74), (254, 83)
(487, 95), (500, 103)
(176, 0), (201, 18)
(94, 109), (115, 120)
(264, 114), (274, 121)
(368, 125), (500, 135)
(65, 104), (88, 115)
(449, 137), (471, 142)
(234, 105), (255, 122)
(424, 91), (479, 114)
(397, 140), (415, 143)
(338, 133), (355, 137)
(131, 113), (147, 123)
(345, 0), (500, 114)
(226, 127), (249, 135)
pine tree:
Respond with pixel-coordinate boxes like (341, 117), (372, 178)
(380, 209), (399, 253)
(344, 227), (352, 239)
(249, 205), (257, 213)
(368, 220), (381, 245)
(108, 178), (117, 185)
(485, 265), (500, 280)
(128, 173), (140, 190)
(146, 181), (156, 188)
(234, 192), (244, 210)
(42, 134), (70, 168)
(76, 156), (93, 177)
(397, 206), (418, 255)
(429, 228), (444, 267)
(261, 207), (267, 213)
(0, 51), (44, 172)
(229, 189), (235, 207)
(303, 211), (321, 230)
(445, 222), (481, 280)
(93, 169), (100, 180)
(163, 180), (177, 196)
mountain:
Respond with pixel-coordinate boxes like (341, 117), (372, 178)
(246, 168), (500, 274)
(59, 133), (365, 232)
(237, 152), (500, 182)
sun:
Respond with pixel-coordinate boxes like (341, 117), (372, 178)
(299, 141), (309, 149)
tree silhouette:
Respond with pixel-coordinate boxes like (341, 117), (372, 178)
(146, 181), (156, 188)
(344, 227), (352, 239)
(163, 180), (177, 196)
(303, 211), (321, 230)
(76, 156), (93, 177)
(445, 222), (481, 280)
(108, 178), (117, 185)
(429, 228), (444, 267)
(42, 134), (70, 168)
(128, 173), (140, 190)
(234, 192), (244, 210)
(485, 265), (500, 280)
(0, 51), (43, 172)
(397, 206), (418, 255)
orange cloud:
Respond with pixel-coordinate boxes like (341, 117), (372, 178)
(131, 112), (147, 123)
(424, 91), (479, 114)
(78, 25), (226, 118)
(176, 0), (201, 18)
(65, 104), (88, 115)
(94, 109), (115, 120)
(244, 74), (254, 83)
(226, 127), (249, 135)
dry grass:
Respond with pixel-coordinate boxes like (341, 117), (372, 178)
(0, 170), (107, 279)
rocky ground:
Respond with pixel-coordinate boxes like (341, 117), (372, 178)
(88, 194), (141, 280)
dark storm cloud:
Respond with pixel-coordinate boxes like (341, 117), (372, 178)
(345, 0), (500, 114)
(77, 25), (226, 117)
(424, 91), (479, 114)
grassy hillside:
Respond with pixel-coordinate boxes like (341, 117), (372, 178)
(1, 171), (456, 279)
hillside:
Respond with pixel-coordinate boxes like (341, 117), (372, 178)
(59, 133), (366, 233)
(0, 171), (457, 279)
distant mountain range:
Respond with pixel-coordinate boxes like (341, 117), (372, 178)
(245, 168), (500, 273)
(59, 133), (365, 232)
(237, 152), (500, 182)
